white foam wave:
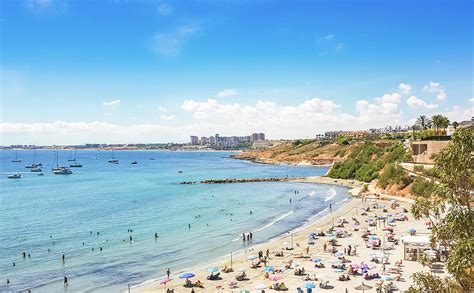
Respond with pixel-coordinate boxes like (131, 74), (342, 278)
(334, 198), (350, 205)
(307, 207), (330, 222)
(323, 188), (337, 201)
(308, 191), (316, 196)
(252, 211), (294, 233)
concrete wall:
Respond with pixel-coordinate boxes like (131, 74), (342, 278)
(411, 140), (450, 164)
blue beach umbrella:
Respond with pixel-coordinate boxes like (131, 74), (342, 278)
(381, 275), (393, 281)
(179, 273), (195, 279)
(264, 266), (274, 272)
(304, 282), (316, 289)
(309, 232), (317, 237)
(335, 251), (344, 257)
(312, 258), (322, 262)
(207, 267), (219, 273)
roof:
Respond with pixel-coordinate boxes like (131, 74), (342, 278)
(401, 235), (431, 245)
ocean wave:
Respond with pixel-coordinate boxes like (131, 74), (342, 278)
(252, 211), (294, 233)
(323, 188), (337, 201)
(308, 190), (316, 196)
(334, 197), (350, 205)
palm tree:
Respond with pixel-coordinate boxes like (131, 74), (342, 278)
(431, 114), (443, 133)
(452, 121), (459, 130)
(439, 116), (450, 134)
(417, 115), (431, 130)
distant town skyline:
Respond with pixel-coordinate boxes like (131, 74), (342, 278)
(1, 0), (473, 145)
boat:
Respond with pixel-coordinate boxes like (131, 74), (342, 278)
(7, 173), (22, 179)
(131, 161), (138, 164)
(25, 150), (39, 168)
(69, 150), (82, 167)
(149, 158), (155, 160)
(52, 150), (67, 171)
(38, 173), (44, 176)
(108, 150), (119, 164)
(12, 150), (22, 162)
(31, 167), (42, 172)
(178, 170), (183, 173)
(67, 150), (75, 161)
(53, 167), (72, 175)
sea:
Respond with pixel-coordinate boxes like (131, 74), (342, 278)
(0, 150), (351, 292)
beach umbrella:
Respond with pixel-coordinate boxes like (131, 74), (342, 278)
(304, 282), (316, 289)
(355, 282), (373, 292)
(255, 283), (267, 290)
(312, 258), (322, 262)
(381, 275), (393, 281)
(335, 251), (344, 257)
(269, 274), (283, 281)
(159, 278), (172, 285)
(179, 273), (195, 279)
(334, 268), (344, 273)
(350, 264), (360, 268)
(239, 290), (250, 293)
(247, 255), (258, 260)
(264, 266), (274, 272)
(207, 267), (219, 273)
(367, 264), (376, 269)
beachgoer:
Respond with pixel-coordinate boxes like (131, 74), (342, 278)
(64, 275), (68, 286)
(130, 236), (133, 242)
(290, 198), (292, 204)
(155, 232), (158, 239)
(266, 249), (270, 258)
(7, 279), (10, 285)
(242, 233), (246, 242)
(348, 245), (352, 256)
(62, 253), (65, 262)
(100, 247), (103, 252)
(12, 262), (15, 267)
(329, 204), (332, 212)
(28, 253), (30, 258)
(92, 248), (94, 251)
(250, 210), (253, 214)
(22, 251), (26, 258)
(188, 224), (191, 230)
(249, 232), (253, 240)
(323, 243), (327, 252)
(167, 268), (170, 278)
(246, 234), (250, 241)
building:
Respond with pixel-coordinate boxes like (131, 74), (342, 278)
(252, 140), (283, 150)
(200, 137), (208, 145)
(411, 139), (451, 164)
(190, 136), (199, 145)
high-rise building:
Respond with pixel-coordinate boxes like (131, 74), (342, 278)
(190, 136), (199, 145)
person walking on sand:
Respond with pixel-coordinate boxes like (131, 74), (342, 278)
(167, 268), (171, 279)
(323, 242), (327, 252)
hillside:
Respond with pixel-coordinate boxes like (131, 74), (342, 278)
(231, 139), (361, 166)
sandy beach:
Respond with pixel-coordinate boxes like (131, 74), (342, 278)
(134, 178), (432, 293)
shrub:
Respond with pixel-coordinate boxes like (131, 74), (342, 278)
(410, 177), (436, 196)
(377, 164), (412, 189)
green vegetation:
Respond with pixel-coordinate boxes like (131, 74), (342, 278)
(328, 141), (411, 182)
(336, 135), (351, 145)
(292, 139), (317, 147)
(377, 163), (412, 189)
(413, 164), (424, 172)
(409, 127), (473, 292)
(410, 177), (436, 196)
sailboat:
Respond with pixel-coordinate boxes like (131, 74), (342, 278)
(25, 150), (40, 168)
(108, 150), (119, 164)
(12, 150), (22, 162)
(68, 150), (76, 161)
(8, 173), (22, 179)
(69, 150), (82, 167)
(51, 150), (67, 171)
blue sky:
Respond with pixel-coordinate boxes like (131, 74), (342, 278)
(1, 0), (473, 144)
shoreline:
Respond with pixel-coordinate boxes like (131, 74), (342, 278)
(133, 179), (424, 292)
(132, 179), (364, 292)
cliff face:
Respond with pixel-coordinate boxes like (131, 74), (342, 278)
(231, 141), (360, 166)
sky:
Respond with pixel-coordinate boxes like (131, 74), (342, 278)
(0, 0), (473, 145)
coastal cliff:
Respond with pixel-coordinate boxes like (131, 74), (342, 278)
(231, 140), (360, 166)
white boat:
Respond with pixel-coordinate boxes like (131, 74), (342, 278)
(69, 150), (82, 167)
(12, 150), (22, 162)
(25, 150), (39, 168)
(108, 150), (119, 163)
(31, 167), (42, 172)
(54, 168), (72, 175)
(52, 150), (67, 171)
(7, 173), (22, 179)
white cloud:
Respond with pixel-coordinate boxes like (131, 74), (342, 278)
(423, 81), (444, 92)
(406, 96), (438, 110)
(217, 89), (238, 98)
(27, 0), (53, 10)
(160, 114), (175, 120)
(193, 112), (208, 119)
(436, 92), (447, 101)
(158, 106), (167, 112)
(103, 99), (120, 106)
(469, 97), (474, 104)
(423, 81), (447, 101)
(443, 105), (473, 122)
(151, 25), (199, 56)
(375, 93), (402, 104)
(398, 83), (412, 94)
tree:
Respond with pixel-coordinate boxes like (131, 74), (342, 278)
(410, 127), (473, 292)
(431, 114), (443, 132)
(417, 115), (432, 130)
(452, 121), (459, 130)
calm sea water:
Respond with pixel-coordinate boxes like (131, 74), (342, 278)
(0, 150), (350, 292)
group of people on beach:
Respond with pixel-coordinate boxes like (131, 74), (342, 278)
(242, 232), (253, 243)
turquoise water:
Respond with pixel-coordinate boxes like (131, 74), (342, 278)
(0, 150), (350, 292)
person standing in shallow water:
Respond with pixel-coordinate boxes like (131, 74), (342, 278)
(64, 275), (68, 286)
(166, 268), (170, 279)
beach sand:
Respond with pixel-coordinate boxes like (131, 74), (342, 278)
(134, 178), (431, 293)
